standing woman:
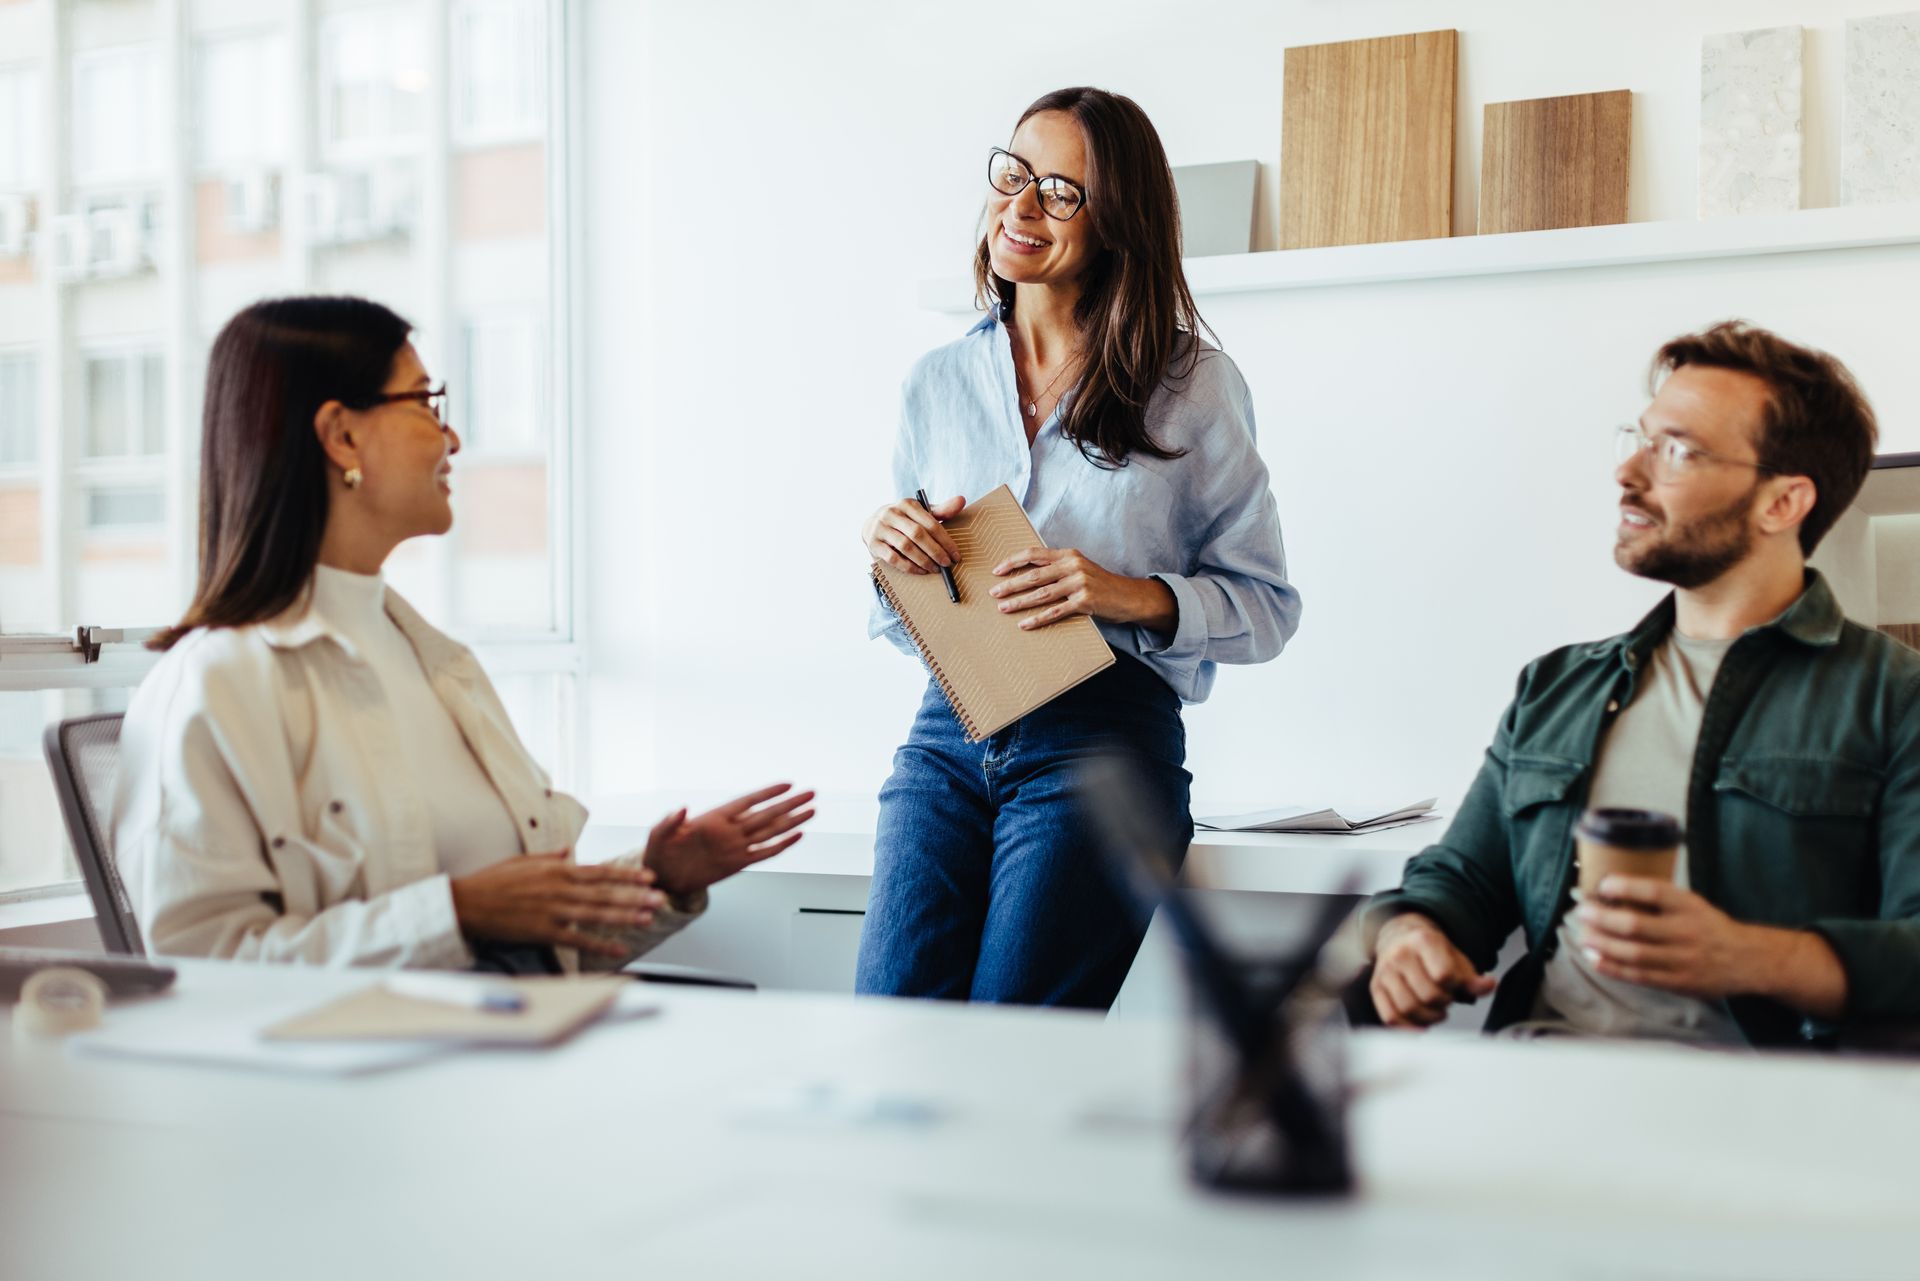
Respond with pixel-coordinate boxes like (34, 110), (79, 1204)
(856, 88), (1300, 1008)
(115, 296), (812, 970)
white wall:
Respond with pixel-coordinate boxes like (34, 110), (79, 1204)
(580, 0), (1920, 816)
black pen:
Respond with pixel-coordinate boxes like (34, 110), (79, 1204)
(914, 488), (961, 604)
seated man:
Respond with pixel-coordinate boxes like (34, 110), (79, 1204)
(1365, 321), (1917, 1047)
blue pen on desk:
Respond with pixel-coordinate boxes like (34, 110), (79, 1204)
(385, 973), (526, 1014)
(914, 488), (961, 605)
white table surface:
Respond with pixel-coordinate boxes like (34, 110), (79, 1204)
(4, 961), (1916, 1281)
(583, 791), (1439, 895)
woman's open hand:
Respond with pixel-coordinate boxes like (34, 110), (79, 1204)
(863, 495), (965, 575)
(989, 546), (1177, 633)
(645, 783), (817, 897)
(449, 851), (665, 959)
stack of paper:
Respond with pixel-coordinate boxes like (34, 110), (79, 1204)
(1195, 799), (1440, 835)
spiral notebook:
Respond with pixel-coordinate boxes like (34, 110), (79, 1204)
(873, 484), (1114, 742)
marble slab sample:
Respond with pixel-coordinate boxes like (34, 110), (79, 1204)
(1844, 10), (1920, 205)
(1700, 25), (1803, 217)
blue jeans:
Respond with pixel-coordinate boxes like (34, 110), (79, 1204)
(856, 654), (1192, 1009)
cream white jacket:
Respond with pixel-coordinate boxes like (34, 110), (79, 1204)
(112, 583), (700, 970)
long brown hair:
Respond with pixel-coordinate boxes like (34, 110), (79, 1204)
(151, 296), (412, 651)
(972, 86), (1209, 468)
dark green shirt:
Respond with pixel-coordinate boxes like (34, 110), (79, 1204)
(1369, 571), (1920, 1047)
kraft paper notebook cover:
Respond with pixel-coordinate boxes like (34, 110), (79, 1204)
(873, 484), (1114, 742)
(262, 976), (626, 1047)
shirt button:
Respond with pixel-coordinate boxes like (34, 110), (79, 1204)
(544, 789), (553, 799)
(528, 817), (540, 829)
(271, 836), (286, 849)
(329, 801), (344, 814)
(1606, 700), (1620, 713)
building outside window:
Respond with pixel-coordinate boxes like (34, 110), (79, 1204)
(0, 0), (577, 906)
(70, 45), (162, 188)
(0, 64), (39, 192)
(320, 6), (429, 161)
(195, 32), (289, 173)
(452, 0), (545, 147)
(0, 351), (34, 467)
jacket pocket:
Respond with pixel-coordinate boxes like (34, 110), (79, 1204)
(1503, 755), (1584, 817)
(1712, 756), (1881, 918)
(1504, 755), (1585, 942)
(1714, 756), (1880, 818)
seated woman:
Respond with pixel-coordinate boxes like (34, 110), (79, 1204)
(113, 296), (812, 971)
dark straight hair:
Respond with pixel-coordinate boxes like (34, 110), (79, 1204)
(151, 296), (412, 651)
(972, 86), (1210, 468)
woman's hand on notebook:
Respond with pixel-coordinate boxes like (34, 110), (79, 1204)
(863, 495), (965, 574)
(450, 852), (668, 959)
(988, 546), (1178, 634)
(643, 783), (818, 897)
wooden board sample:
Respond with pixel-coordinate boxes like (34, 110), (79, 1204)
(1479, 91), (1632, 234)
(1280, 29), (1457, 250)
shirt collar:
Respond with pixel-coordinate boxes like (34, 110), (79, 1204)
(1612, 568), (1845, 662)
(256, 574), (477, 676)
(258, 580), (361, 661)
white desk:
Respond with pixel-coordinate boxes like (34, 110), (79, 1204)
(579, 792), (1439, 1008)
(3, 961), (1915, 1281)
(581, 792), (1438, 894)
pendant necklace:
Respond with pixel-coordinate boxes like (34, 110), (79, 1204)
(1010, 327), (1079, 420)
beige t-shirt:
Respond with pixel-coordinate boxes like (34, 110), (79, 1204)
(1533, 632), (1746, 1043)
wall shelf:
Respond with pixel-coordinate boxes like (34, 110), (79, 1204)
(917, 202), (1920, 313)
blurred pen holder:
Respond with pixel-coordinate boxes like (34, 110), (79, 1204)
(1183, 959), (1353, 1196)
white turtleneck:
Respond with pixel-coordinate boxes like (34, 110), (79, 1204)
(309, 564), (524, 880)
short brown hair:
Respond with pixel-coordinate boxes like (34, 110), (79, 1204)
(1652, 321), (1878, 555)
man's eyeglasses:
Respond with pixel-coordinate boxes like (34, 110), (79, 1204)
(987, 148), (1088, 222)
(368, 385), (451, 428)
(1614, 422), (1778, 483)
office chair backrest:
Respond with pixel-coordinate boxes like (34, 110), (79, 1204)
(42, 712), (142, 955)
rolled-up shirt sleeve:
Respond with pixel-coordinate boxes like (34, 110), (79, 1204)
(1137, 366), (1300, 702)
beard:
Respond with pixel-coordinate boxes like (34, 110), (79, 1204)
(1615, 480), (1761, 590)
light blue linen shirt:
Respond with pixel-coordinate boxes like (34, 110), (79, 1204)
(869, 309), (1301, 704)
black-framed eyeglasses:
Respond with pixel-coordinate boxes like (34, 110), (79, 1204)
(368, 384), (450, 428)
(987, 147), (1088, 222)
(1613, 422), (1778, 483)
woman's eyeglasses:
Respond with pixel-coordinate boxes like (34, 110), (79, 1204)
(368, 385), (450, 428)
(988, 148), (1087, 222)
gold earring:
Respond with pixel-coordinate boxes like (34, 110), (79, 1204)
(344, 467), (363, 489)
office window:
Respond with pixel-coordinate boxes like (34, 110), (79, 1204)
(71, 46), (162, 187)
(0, 1), (577, 903)
(0, 64), (39, 190)
(462, 312), (545, 456)
(84, 486), (164, 530)
(0, 352), (33, 467)
(83, 350), (164, 460)
(320, 7), (429, 160)
(196, 33), (289, 172)
(452, 0), (545, 146)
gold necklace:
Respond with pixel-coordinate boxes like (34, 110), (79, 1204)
(1010, 328), (1079, 420)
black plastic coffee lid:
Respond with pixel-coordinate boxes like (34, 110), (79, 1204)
(1577, 807), (1682, 849)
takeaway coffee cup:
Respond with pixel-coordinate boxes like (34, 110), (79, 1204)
(1575, 808), (1681, 901)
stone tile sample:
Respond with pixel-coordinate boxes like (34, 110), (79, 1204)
(1844, 11), (1920, 205)
(1700, 25), (1802, 216)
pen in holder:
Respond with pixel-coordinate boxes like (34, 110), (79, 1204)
(1182, 938), (1354, 1194)
(1077, 754), (1362, 1197)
